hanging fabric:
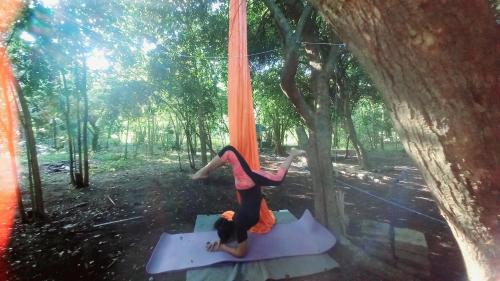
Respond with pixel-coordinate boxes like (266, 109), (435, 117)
(227, 0), (275, 233)
(227, 0), (260, 171)
(0, 47), (20, 281)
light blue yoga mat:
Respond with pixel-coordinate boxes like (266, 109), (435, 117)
(146, 209), (338, 279)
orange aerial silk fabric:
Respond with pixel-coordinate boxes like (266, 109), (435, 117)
(227, 0), (275, 234)
(227, 0), (259, 170)
(221, 197), (275, 234)
(1, 3), (23, 278)
(0, 47), (20, 281)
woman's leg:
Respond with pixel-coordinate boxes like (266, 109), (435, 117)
(251, 149), (305, 186)
(191, 155), (225, 180)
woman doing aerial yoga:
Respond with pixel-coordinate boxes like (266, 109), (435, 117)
(191, 146), (305, 257)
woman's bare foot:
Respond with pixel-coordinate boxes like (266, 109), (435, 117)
(191, 170), (208, 180)
(290, 149), (306, 157)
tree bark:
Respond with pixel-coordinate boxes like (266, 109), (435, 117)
(310, 1), (499, 279)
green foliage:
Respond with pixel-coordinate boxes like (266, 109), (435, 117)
(7, 0), (402, 163)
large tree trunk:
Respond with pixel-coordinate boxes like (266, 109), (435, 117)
(310, 1), (499, 279)
(15, 82), (45, 220)
(266, 1), (417, 279)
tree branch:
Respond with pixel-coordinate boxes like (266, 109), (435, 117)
(265, 0), (315, 126)
(296, 5), (313, 42)
(265, 0), (292, 39)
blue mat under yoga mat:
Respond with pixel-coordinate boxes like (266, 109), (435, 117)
(146, 210), (336, 274)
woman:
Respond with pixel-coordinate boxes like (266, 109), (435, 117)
(191, 145), (305, 257)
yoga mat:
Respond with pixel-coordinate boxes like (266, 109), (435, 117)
(187, 210), (339, 281)
(146, 210), (336, 274)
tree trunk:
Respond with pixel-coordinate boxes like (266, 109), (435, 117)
(333, 116), (339, 148)
(150, 115), (155, 156)
(61, 72), (76, 185)
(89, 121), (99, 152)
(344, 136), (350, 159)
(206, 125), (215, 157)
(25, 138), (35, 215)
(82, 62), (89, 187)
(52, 118), (57, 149)
(344, 108), (369, 169)
(15, 183), (27, 223)
(15, 81), (45, 220)
(273, 118), (286, 155)
(105, 124), (112, 149)
(124, 118), (130, 159)
(75, 66), (84, 188)
(134, 126), (140, 157)
(310, 1), (499, 279)
(198, 106), (208, 165)
(295, 126), (308, 150)
(307, 119), (346, 235)
(185, 124), (196, 170)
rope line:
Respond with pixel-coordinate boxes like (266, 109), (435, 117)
(336, 178), (447, 224)
(176, 41), (346, 60)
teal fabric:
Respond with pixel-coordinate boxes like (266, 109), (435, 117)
(186, 210), (339, 281)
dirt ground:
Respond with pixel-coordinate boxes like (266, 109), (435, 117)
(3, 150), (466, 281)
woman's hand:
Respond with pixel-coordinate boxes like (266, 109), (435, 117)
(206, 241), (221, 252)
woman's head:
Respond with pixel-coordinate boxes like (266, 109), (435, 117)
(214, 217), (235, 243)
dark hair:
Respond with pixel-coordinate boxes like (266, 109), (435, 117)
(214, 217), (235, 243)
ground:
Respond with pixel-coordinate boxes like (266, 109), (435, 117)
(3, 149), (466, 281)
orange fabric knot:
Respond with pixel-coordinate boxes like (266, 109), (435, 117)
(249, 198), (275, 234)
(220, 198), (276, 235)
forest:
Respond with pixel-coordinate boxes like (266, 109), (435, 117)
(0, 0), (498, 281)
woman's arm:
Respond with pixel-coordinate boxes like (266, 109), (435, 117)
(206, 240), (248, 258)
(281, 149), (306, 170)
